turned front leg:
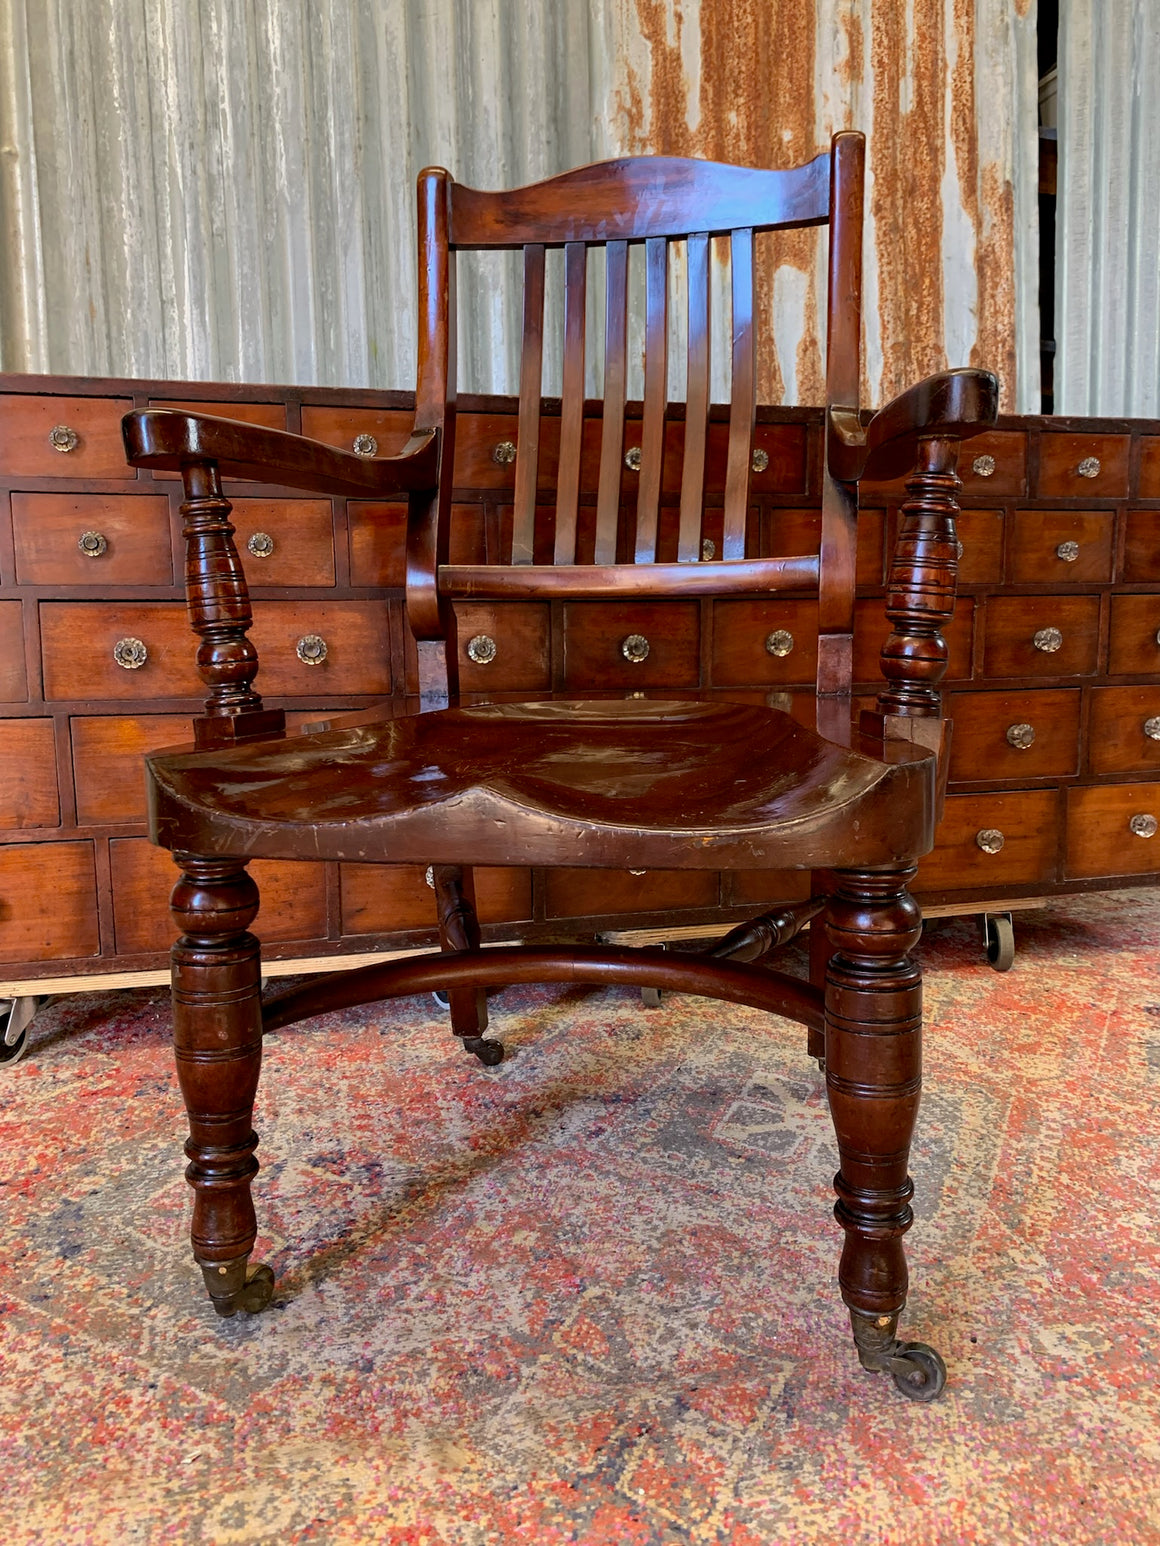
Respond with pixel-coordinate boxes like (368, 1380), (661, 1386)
(170, 853), (274, 1317)
(823, 866), (946, 1399)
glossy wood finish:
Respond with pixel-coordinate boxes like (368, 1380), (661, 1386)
(12, 493), (173, 586)
(0, 719), (60, 828)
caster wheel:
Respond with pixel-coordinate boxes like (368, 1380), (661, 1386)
(432, 989), (451, 1009)
(463, 1036), (504, 1066)
(641, 987), (662, 1008)
(0, 996), (39, 1067)
(237, 1263), (276, 1315)
(984, 913), (1015, 972)
(888, 1342), (947, 1402)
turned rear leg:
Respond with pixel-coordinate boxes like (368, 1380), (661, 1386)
(432, 864), (503, 1065)
(170, 853), (274, 1316)
(822, 866), (946, 1401)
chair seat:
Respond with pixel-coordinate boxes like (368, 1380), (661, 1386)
(148, 698), (937, 871)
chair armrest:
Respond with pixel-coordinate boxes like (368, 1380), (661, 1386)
(827, 367), (999, 484)
(122, 409), (439, 497)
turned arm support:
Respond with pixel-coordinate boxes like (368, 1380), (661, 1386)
(827, 367), (999, 485)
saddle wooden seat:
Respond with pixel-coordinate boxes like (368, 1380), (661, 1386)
(123, 131), (997, 1401)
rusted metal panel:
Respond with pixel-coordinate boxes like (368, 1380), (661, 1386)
(0, 0), (1035, 410)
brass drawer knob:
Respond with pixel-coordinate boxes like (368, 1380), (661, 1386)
(624, 446), (642, 472)
(976, 828), (1005, 854)
(1144, 716), (1160, 741)
(765, 629), (795, 657)
(352, 433), (378, 457)
(955, 538), (964, 560)
(1076, 456), (1101, 478)
(492, 440), (517, 465)
(112, 636), (148, 670)
(296, 634), (328, 665)
(1006, 722), (1036, 749)
(49, 424), (79, 453)
(1055, 540), (1080, 562)
(1129, 813), (1158, 839)
(425, 865), (435, 888)
(78, 530), (107, 558)
(701, 538), (716, 560)
(247, 531), (275, 558)
(621, 633), (650, 663)
(628, 869), (646, 876)
(1033, 627), (1063, 653)
(971, 453), (995, 477)
(466, 633), (497, 665)
(751, 447), (770, 473)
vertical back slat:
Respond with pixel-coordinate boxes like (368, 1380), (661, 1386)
(678, 232), (711, 561)
(512, 243), (545, 564)
(594, 239), (628, 565)
(554, 241), (587, 565)
(722, 227), (755, 561)
(633, 236), (669, 563)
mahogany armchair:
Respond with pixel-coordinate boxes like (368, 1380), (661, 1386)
(122, 131), (998, 1401)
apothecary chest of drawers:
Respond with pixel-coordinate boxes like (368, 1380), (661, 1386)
(2, 372), (1158, 995)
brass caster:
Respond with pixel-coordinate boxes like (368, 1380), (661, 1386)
(813, 1055), (826, 1074)
(885, 1342), (947, 1402)
(462, 1035), (504, 1066)
(200, 1257), (276, 1317)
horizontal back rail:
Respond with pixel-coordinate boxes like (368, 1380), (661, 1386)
(438, 555), (820, 600)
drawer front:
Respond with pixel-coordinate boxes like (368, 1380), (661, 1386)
(0, 839), (99, 961)
(982, 595), (1100, 678)
(12, 494), (173, 586)
(711, 599), (819, 686)
(454, 602), (550, 692)
(248, 601), (392, 696)
(340, 863), (531, 933)
(1038, 433), (1130, 498)
(452, 413), (522, 490)
(562, 601), (700, 689)
(148, 401), (289, 481)
(0, 601), (28, 701)
(947, 688), (1081, 782)
(729, 869), (814, 905)
(953, 508), (1004, 584)
(41, 603), (199, 700)
(916, 789), (1059, 891)
(544, 867), (719, 918)
(1007, 510), (1113, 584)
(853, 597), (974, 684)
(1139, 437), (1160, 498)
(0, 394), (133, 479)
(1122, 511), (1160, 582)
(1066, 783), (1160, 879)
(0, 720), (60, 829)
(763, 507), (883, 586)
(228, 500), (335, 586)
(299, 406), (415, 461)
(111, 838), (328, 954)
(1107, 594), (1160, 676)
(71, 714), (193, 824)
(348, 501), (407, 588)
(958, 431), (1028, 496)
(1087, 687), (1160, 775)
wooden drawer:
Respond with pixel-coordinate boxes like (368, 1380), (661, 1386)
(0, 720), (60, 828)
(916, 789), (1059, 891)
(248, 601), (392, 696)
(1121, 510), (1160, 582)
(982, 595), (1100, 678)
(562, 601), (700, 689)
(1007, 510), (1113, 584)
(946, 689), (1081, 782)
(1087, 687), (1160, 775)
(451, 413), (522, 490)
(0, 601), (28, 702)
(340, 863), (531, 933)
(1138, 437), (1160, 498)
(1107, 594), (1160, 676)
(762, 507), (883, 586)
(454, 603), (550, 692)
(299, 405), (415, 462)
(1037, 433), (1130, 498)
(110, 838), (328, 954)
(71, 714), (193, 824)
(151, 398), (285, 429)
(729, 869), (814, 906)
(0, 839), (99, 961)
(544, 867), (719, 918)
(958, 431), (1028, 496)
(711, 599), (819, 686)
(12, 494), (173, 586)
(1066, 782), (1160, 879)
(41, 603), (200, 700)
(228, 500), (335, 586)
(348, 502), (408, 588)
(0, 394), (133, 479)
(853, 597), (974, 684)
(953, 508), (1004, 584)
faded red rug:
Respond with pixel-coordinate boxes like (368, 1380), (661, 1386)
(2, 891), (1158, 1545)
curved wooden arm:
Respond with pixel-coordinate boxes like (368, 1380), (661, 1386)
(122, 409), (439, 497)
(827, 367), (999, 483)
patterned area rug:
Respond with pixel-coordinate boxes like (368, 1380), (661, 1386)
(2, 891), (1159, 1546)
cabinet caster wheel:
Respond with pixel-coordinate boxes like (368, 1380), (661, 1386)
(201, 1259), (276, 1317)
(984, 912), (1015, 972)
(463, 1036), (504, 1066)
(887, 1342), (947, 1402)
(432, 989), (451, 1009)
(641, 986), (662, 1008)
(0, 996), (40, 1067)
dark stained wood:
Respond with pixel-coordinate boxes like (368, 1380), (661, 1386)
(561, 601), (700, 689)
(594, 240), (629, 565)
(340, 863), (531, 934)
(512, 244), (546, 564)
(1122, 510), (1160, 581)
(917, 788), (1060, 889)
(441, 554), (819, 600)
(1038, 432), (1130, 498)
(634, 236), (669, 563)
(452, 601), (550, 692)
(554, 242), (588, 565)
(544, 867), (719, 918)
(947, 688), (1082, 781)
(1087, 685), (1160, 774)
(723, 228), (755, 561)
(983, 594), (1101, 678)
(1007, 509), (1113, 584)
(1108, 594), (1160, 677)
(678, 232), (711, 562)
(221, 500), (336, 587)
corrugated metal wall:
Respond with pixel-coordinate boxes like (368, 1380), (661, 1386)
(0, 0), (1039, 410)
(1055, 0), (1160, 416)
